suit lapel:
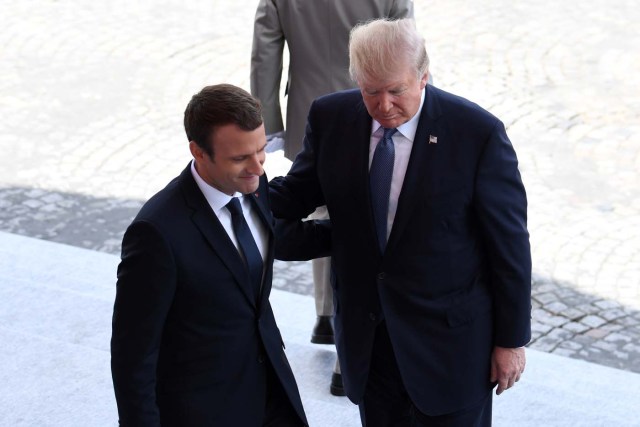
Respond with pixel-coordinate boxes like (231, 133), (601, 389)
(387, 86), (443, 254)
(178, 165), (257, 308)
(248, 177), (273, 239)
(247, 177), (274, 308)
(348, 100), (382, 255)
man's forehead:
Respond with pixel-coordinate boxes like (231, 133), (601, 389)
(359, 75), (409, 90)
(211, 124), (265, 150)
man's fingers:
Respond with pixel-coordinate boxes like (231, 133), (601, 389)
(492, 346), (527, 395)
(496, 378), (507, 395)
(490, 363), (497, 383)
(496, 372), (521, 395)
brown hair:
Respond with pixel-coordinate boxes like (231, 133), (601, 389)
(184, 84), (263, 156)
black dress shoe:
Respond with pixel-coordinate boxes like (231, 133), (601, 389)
(330, 372), (346, 396)
(310, 315), (334, 344)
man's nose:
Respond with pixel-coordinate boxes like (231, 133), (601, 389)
(378, 94), (393, 112)
(248, 155), (264, 175)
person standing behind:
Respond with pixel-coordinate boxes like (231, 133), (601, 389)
(110, 84), (315, 426)
(270, 18), (532, 426)
(250, 0), (414, 396)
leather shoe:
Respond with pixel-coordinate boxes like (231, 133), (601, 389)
(310, 316), (334, 344)
(330, 372), (346, 396)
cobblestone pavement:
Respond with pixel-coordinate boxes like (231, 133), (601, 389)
(1, 0), (639, 374)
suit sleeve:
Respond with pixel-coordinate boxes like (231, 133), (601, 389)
(274, 218), (332, 261)
(474, 120), (532, 348)
(269, 99), (326, 219)
(111, 220), (176, 426)
(250, 0), (285, 135)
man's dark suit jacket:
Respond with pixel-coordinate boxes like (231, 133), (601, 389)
(270, 85), (532, 416)
(111, 164), (308, 426)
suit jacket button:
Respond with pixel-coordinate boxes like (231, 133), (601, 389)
(369, 313), (377, 321)
(258, 355), (264, 364)
(377, 272), (385, 280)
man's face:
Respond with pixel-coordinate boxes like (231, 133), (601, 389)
(358, 62), (428, 129)
(191, 123), (267, 196)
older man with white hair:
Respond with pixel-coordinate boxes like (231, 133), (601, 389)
(271, 18), (531, 426)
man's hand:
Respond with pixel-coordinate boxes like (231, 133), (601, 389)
(266, 131), (285, 153)
(490, 346), (526, 395)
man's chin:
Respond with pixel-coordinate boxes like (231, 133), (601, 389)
(376, 117), (402, 128)
(239, 179), (260, 194)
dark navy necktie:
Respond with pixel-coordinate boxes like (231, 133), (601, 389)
(370, 127), (397, 253)
(226, 197), (263, 297)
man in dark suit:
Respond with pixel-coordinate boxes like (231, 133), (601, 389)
(110, 84), (314, 426)
(270, 19), (532, 426)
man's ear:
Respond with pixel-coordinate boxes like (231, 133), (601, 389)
(420, 72), (429, 89)
(189, 140), (204, 161)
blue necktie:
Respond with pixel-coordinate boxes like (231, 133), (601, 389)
(226, 197), (263, 297)
(370, 127), (397, 253)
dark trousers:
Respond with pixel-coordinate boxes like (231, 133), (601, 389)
(264, 360), (306, 426)
(359, 322), (492, 427)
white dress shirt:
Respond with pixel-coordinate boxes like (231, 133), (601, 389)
(190, 160), (268, 264)
(368, 88), (425, 241)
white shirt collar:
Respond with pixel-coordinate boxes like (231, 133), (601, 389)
(190, 160), (243, 214)
(370, 88), (425, 141)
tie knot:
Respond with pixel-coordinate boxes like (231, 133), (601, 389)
(226, 197), (242, 216)
(382, 127), (397, 140)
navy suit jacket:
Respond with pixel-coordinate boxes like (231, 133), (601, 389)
(270, 85), (532, 416)
(111, 165), (308, 426)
